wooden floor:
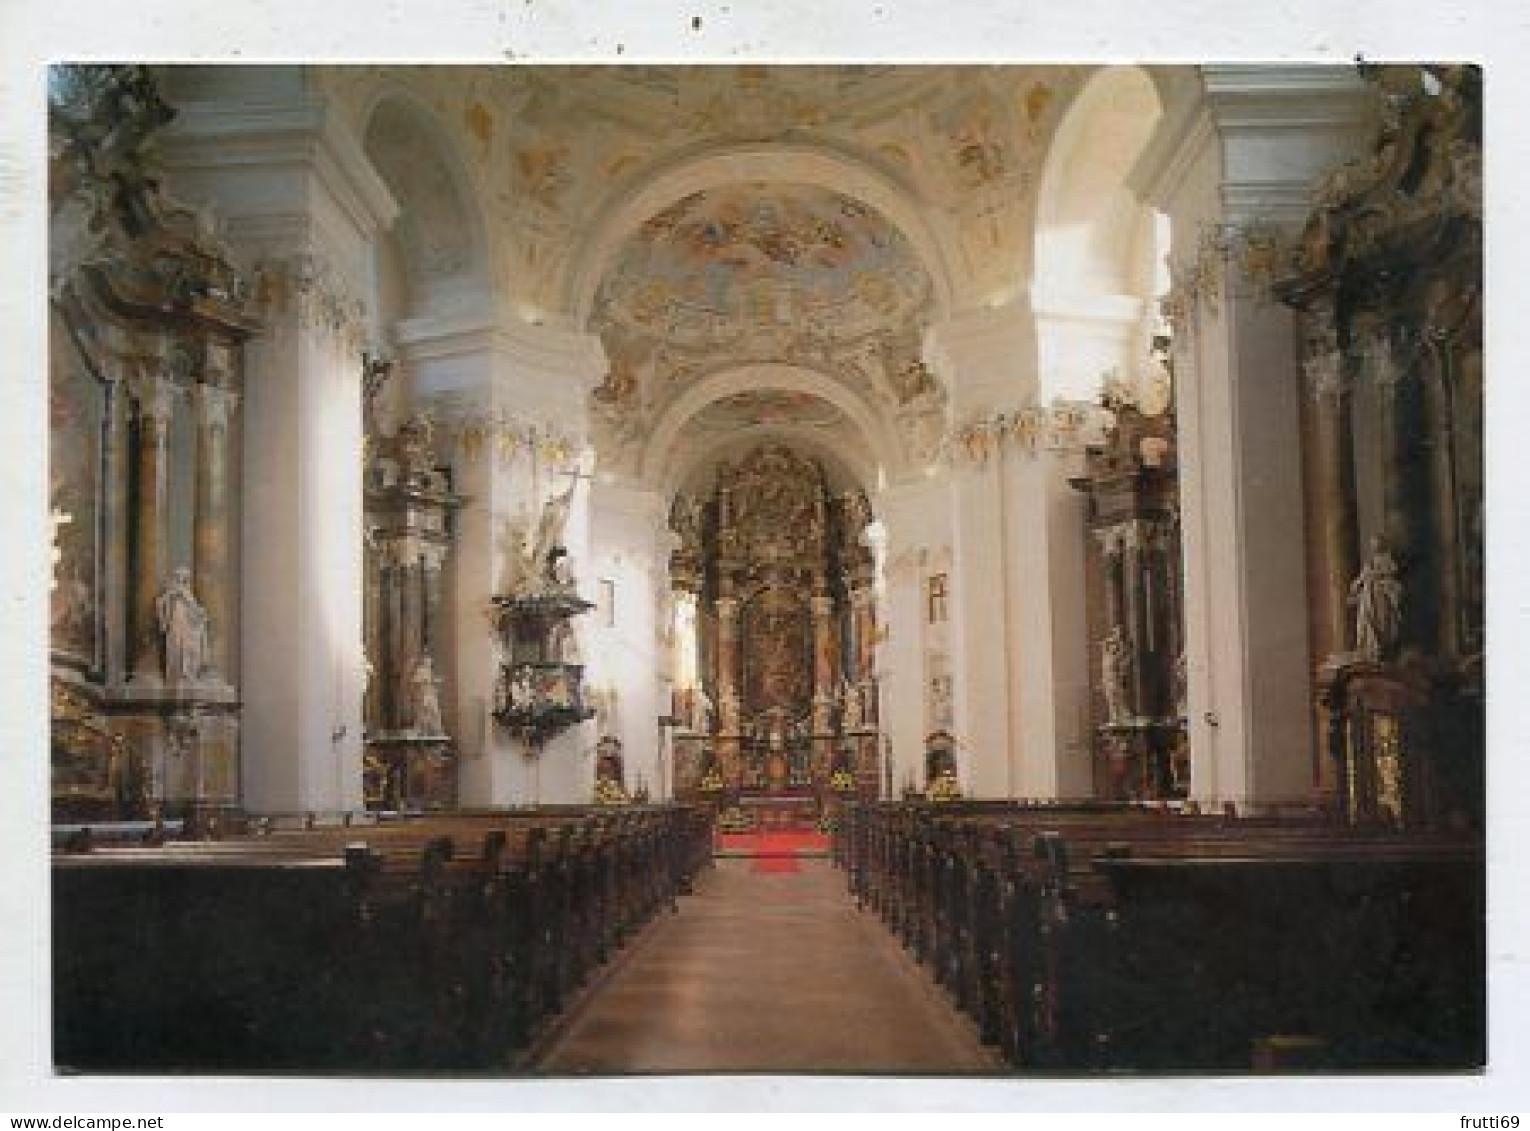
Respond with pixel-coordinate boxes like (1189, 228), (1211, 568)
(531, 857), (1000, 1075)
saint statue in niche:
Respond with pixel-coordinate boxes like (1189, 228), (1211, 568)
(156, 566), (209, 684)
(840, 679), (863, 731)
(408, 655), (444, 736)
(1101, 625), (1133, 725)
(688, 686), (714, 734)
(1173, 652), (1189, 719)
(1350, 535), (1404, 662)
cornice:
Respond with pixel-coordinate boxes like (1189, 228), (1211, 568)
(160, 98), (400, 242)
(396, 310), (607, 386)
(1131, 66), (1376, 213)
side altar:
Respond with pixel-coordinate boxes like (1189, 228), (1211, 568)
(361, 380), (464, 812)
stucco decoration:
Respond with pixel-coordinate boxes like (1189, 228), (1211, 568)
(685, 390), (850, 435)
(313, 64), (1085, 315)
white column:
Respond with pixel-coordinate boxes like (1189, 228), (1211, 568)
(873, 478), (948, 795)
(926, 300), (1094, 799)
(161, 81), (398, 814)
(1001, 441), (1095, 798)
(1137, 65), (1374, 811)
(402, 313), (606, 806)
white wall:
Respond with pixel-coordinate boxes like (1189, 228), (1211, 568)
(873, 478), (951, 793)
(586, 481), (670, 798)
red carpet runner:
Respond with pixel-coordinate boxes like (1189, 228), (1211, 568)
(716, 830), (831, 872)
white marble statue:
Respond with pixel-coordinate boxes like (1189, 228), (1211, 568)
(1173, 652), (1189, 719)
(841, 679), (863, 730)
(1101, 625), (1133, 724)
(156, 566), (209, 683)
(688, 687), (714, 734)
(532, 483), (576, 578)
(409, 655), (444, 736)
(549, 617), (581, 664)
(498, 514), (536, 598)
(1350, 535), (1404, 661)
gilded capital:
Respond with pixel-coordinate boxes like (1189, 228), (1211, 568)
(127, 367), (180, 426)
(192, 383), (241, 434)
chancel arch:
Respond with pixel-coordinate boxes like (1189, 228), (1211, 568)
(641, 367), (896, 491)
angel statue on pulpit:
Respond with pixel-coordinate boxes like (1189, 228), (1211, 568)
(531, 482), (577, 586)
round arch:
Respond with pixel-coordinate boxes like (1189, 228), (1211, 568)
(1031, 65), (1167, 403)
(664, 422), (878, 504)
(360, 87), (491, 307)
(1034, 65), (1164, 298)
(639, 362), (904, 488)
(561, 141), (963, 327)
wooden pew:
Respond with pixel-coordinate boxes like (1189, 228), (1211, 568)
(839, 801), (1483, 1073)
(53, 804), (714, 1072)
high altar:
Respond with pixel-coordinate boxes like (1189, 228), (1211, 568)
(669, 445), (879, 821)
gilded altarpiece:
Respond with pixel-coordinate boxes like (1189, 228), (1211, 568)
(48, 66), (259, 824)
(1276, 65), (1482, 829)
(669, 445), (878, 819)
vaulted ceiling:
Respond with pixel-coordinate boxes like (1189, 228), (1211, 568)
(313, 63), (1164, 489)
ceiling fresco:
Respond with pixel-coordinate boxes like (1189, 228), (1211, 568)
(594, 183), (931, 344)
(586, 182), (942, 479)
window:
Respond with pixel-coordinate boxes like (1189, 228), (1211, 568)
(926, 573), (948, 625)
(600, 578), (616, 627)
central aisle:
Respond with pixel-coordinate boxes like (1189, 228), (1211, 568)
(532, 857), (1000, 1074)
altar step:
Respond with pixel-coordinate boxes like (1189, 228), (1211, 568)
(715, 829), (831, 859)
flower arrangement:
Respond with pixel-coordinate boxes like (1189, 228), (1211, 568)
(717, 805), (755, 833)
(829, 767), (856, 793)
(592, 777), (630, 806)
(927, 769), (963, 802)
